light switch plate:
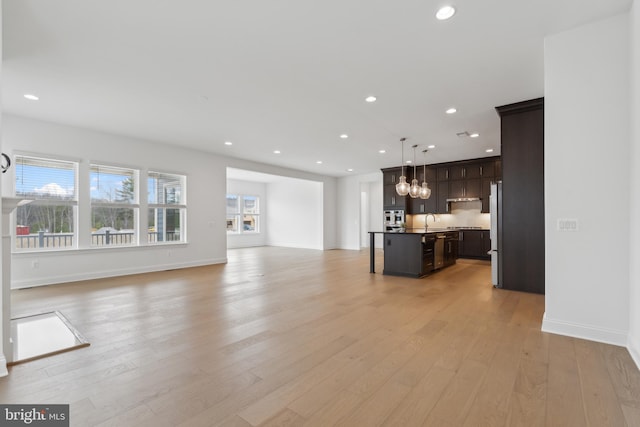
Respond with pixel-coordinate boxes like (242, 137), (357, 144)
(557, 218), (579, 231)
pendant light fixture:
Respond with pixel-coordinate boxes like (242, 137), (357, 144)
(395, 138), (410, 196)
(419, 149), (432, 199)
(409, 145), (421, 198)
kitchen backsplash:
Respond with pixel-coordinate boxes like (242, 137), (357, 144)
(407, 200), (491, 229)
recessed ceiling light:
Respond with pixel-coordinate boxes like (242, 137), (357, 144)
(446, 107), (457, 114)
(273, 150), (281, 154)
(428, 145), (436, 149)
(486, 148), (494, 153)
(379, 150), (386, 154)
(347, 168), (354, 172)
(365, 96), (377, 103)
(406, 160), (412, 164)
(224, 141), (233, 146)
(470, 133), (480, 138)
(316, 160), (323, 164)
(340, 134), (349, 139)
(436, 5), (456, 20)
(24, 94), (39, 101)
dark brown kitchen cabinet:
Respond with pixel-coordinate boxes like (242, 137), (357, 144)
(480, 161), (495, 178)
(383, 233), (435, 278)
(413, 166), (437, 183)
(409, 189), (437, 214)
(481, 177), (493, 213)
(382, 167), (408, 210)
(481, 230), (491, 255)
(496, 98), (544, 294)
(437, 181), (450, 213)
(437, 167), (450, 181)
(449, 178), (481, 199)
(458, 230), (490, 259)
(383, 167), (404, 185)
(451, 164), (482, 180)
(444, 232), (458, 266)
(383, 183), (406, 210)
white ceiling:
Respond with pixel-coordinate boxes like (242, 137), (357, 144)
(2, 0), (632, 177)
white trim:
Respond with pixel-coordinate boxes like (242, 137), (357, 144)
(11, 258), (227, 289)
(541, 312), (628, 346)
(0, 354), (8, 377)
(629, 334), (640, 371)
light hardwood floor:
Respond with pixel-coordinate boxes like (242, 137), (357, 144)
(1, 247), (639, 426)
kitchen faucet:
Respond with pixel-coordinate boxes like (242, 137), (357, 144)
(425, 213), (436, 231)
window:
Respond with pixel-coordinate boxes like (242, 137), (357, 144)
(90, 164), (137, 246)
(226, 194), (260, 233)
(148, 171), (186, 243)
(14, 155), (77, 250)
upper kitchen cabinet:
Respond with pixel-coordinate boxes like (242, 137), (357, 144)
(437, 181), (450, 213)
(437, 167), (450, 181)
(496, 98), (544, 295)
(409, 185), (437, 214)
(382, 167), (408, 210)
(382, 167), (404, 186)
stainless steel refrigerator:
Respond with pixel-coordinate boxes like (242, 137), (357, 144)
(489, 182), (502, 288)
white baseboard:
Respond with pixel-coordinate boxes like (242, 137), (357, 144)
(11, 257), (228, 289)
(541, 313), (628, 347)
(628, 334), (640, 371)
(0, 354), (8, 377)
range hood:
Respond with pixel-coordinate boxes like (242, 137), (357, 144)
(446, 197), (481, 202)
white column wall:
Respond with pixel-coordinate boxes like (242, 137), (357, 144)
(336, 172), (383, 250)
(543, 13), (631, 345)
(629, 0), (640, 368)
(265, 178), (323, 250)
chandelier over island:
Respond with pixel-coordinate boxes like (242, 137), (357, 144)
(395, 138), (410, 196)
(394, 138), (431, 200)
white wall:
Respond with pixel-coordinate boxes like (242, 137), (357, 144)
(266, 178), (323, 249)
(2, 114), (337, 286)
(226, 179), (267, 248)
(543, 14), (631, 345)
(337, 172), (382, 250)
(629, 0), (640, 368)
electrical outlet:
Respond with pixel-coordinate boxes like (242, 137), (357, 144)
(557, 218), (579, 232)
(31, 260), (39, 269)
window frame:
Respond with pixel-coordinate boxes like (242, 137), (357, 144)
(147, 171), (187, 244)
(89, 163), (139, 247)
(13, 154), (79, 251)
(226, 193), (260, 234)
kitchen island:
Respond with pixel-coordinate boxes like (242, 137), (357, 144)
(368, 229), (459, 278)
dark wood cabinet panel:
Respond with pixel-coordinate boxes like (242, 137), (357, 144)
(437, 181), (450, 214)
(449, 166), (465, 180)
(437, 167), (450, 181)
(496, 98), (544, 294)
(480, 161), (495, 178)
(481, 177), (493, 213)
(449, 180), (465, 199)
(382, 167), (404, 185)
(383, 184), (406, 210)
(383, 233), (439, 277)
(465, 178), (481, 198)
(458, 230), (490, 259)
(495, 159), (502, 179)
(464, 164), (482, 179)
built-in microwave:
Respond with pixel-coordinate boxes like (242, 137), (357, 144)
(384, 210), (405, 231)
